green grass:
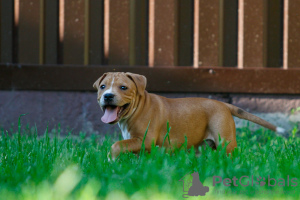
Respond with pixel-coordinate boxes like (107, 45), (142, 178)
(0, 118), (300, 199)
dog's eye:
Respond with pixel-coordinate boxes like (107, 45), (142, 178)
(100, 85), (106, 89)
(120, 86), (127, 90)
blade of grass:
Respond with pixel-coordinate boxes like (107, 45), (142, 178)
(179, 135), (188, 151)
(139, 121), (151, 158)
(162, 121), (171, 147)
(17, 114), (27, 153)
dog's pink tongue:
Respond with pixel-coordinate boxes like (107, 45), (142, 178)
(101, 107), (118, 123)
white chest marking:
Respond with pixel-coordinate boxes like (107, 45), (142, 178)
(118, 123), (131, 140)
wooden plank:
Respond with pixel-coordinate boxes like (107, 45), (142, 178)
(0, 0), (14, 63)
(240, 0), (282, 68)
(239, 0), (281, 68)
(242, 0), (267, 68)
(195, 0), (220, 67)
(89, 0), (103, 65)
(108, 0), (130, 65)
(178, 0), (193, 66)
(18, 0), (41, 64)
(44, 0), (58, 64)
(2, 64), (300, 94)
(129, 0), (148, 66)
(221, 0), (238, 67)
(284, 0), (300, 68)
(63, 0), (85, 64)
(266, 0), (282, 68)
(149, 0), (178, 66)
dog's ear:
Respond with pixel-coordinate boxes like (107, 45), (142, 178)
(93, 73), (108, 90)
(126, 72), (147, 96)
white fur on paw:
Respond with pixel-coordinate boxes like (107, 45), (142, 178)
(107, 152), (116, 162)
(107, 152), (112, 162)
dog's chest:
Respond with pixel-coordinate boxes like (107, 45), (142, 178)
(118, 123), (131, 140)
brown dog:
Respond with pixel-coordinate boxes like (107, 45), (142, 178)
(93, 72), (285, 160)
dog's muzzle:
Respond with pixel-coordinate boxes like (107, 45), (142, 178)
(103, 93), (115, 103)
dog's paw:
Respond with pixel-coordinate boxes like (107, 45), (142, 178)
(107, 152), (112, 162)
(107, 152), (116, 162)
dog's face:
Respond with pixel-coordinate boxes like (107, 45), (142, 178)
(93, 72), (147, 124)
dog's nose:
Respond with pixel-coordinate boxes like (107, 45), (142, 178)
(104, 93), (115, 102)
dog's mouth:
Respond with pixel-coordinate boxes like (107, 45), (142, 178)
(101, 103), (130, 124)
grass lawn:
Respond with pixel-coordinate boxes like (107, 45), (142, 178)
(0, 117), (300, 200)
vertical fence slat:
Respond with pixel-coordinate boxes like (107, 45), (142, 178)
(63, 0), (85, 64)
(108, 0), (130, 65)
(44, 0), (58, 64)
(18, 0), (41, 64)
(195, 0), (220, 67)
(0, 0), (14, 63)
(222, 0), (238, 67)
(149, 0), (178, 66)
(284, 0), (300, 68)
(240, 0), (282, 68)
(129, 0), (148, 66)
(266, 0), (282, 68)
(178, 0), (193, 66)
(242, 0), (267, 68)
(89, 0), (103, 65)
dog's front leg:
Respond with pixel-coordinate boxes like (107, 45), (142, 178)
(109, 138), (143, 161)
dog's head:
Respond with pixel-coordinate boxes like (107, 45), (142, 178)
(93, 72), (147, 124)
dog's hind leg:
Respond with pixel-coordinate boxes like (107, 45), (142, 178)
(208, 113), (237, 154)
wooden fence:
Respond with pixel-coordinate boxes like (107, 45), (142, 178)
(0, 0), (300, 94)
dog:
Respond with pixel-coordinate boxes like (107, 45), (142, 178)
(93, 72), (285, 160)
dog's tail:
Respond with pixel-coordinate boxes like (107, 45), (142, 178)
(224, 103), (286, 135)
